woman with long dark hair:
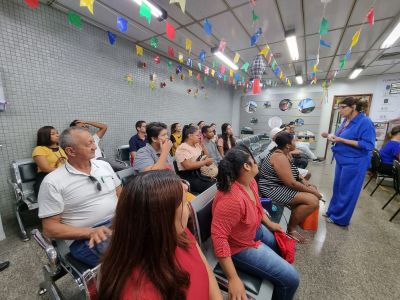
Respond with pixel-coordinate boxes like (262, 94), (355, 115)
(99, 170), (222, 300)
(32, 126), (67, 196)
(379, 125), (400, 174)
(217, 123), (236, 158)
(170, 122), (182, 156)
(321, 97), (375, 226)
(212, 145), (299, 300)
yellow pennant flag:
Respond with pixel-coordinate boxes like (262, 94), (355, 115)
(230, 69), (233, 77)
(80, 0), (94, 15)
(279, 71), (283, 79)
(188, 69), (192, 77)
(178, 52), (184, 63)
(313, 64), (318, 73)
(351, 30), (360, 47)
(136, 45), (143, 56)
(211, 69), (215, 77)
(287, 79), (291, 87)
(185, 38), (192, 53)
(259, 45), (270, 57)
(233, 52), (240, 64)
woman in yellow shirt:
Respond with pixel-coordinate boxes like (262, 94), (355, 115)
(32, 126), (67, 196)
(170, 123), (182, 156)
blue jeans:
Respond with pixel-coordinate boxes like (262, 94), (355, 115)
(69, 220), (111, 268)
(232, 225), (299, 300)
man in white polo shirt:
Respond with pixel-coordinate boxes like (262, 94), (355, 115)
(38, 127), (122, 267)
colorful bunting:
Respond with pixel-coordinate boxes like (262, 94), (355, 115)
(188, 70), (193, 77)
(185, 38), (192, 53)
(186, 58), (193, 68)
(178, 52), (184, 63)
(199, 50), (206, 63)
(139, 1), (152, 24)
(168, 46), (174, 57)
(166, 22), (176, 40)
(345, 49), (351, 60)
(313, 64), (318, 73)
(271, 59), (277, 71)
(150, 37), (159, 48)
(241, 62), (249, 72)
(125, 74), (134, 86)
(198, 63), (202, 70)
(211, 69), (215, 77)
(259, 45), (270, 57)
(339, 57), (346, 70)
(351, 30), (360, 48)
(229, 69), (233, 77)
(235, 73), (240, 81)
(80, 0), (94, 15)
(107, 32), (116, 45)
(320, 39), (331, 48)
(136, 45), (143, 56)
(220, 65), (226, 74)
(233, 52), (240, 64)
(68, 11), (82, 29)
(203, 19), (212, 35)
(224, 75), (227, 82)
(252, 10), (259, 23)
(154, 55), (160, 64)
(273, 67), (280, 76)
(367, 7), (374, 27)
(319, 17), (329, 35)
(117, 16), (128, 32)
(167, 61), (173, 69)
(197, 73), (201, 80)
(24, 0), (39, 9)
(204, 66), (209, 75)
(169, 0), (186, 14)
(218, 39), (226, 53)
(250, 28), (262, 46)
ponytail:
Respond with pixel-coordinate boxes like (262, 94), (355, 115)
(182, 125), (198, 142)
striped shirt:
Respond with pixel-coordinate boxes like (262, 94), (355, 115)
(211, 179), (263, 257)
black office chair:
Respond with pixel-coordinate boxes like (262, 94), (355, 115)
(381, 160), (400, 222)
(365, 149), (394, 196)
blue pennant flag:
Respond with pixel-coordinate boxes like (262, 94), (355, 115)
(107, 31), (117, 45)
(319, 39), (331, 48)
(217, 71), (223, 78)
(273, 66), (280, 76)
(234, 73), (240, 81)
(345, 49), (351, 60)
(199, 50), (206, 62)
(187, 57), (193, 67)
(250, 28), (262, 46)
(176, 65), (183, 73)
(117, 16), (128, 32)
(203, 19), (212, 35)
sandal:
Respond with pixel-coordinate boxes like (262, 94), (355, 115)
(287, 230), (309, 244)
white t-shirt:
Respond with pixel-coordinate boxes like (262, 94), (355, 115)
(38, 160), (121, 231)
(93, 134), (103, 159)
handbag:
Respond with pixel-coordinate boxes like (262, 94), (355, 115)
(198, 155), (218, 178)
(274, 231), (296, 264)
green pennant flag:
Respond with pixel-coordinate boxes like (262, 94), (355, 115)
(319, 17), (329, 35)
(271, 59), (277, 70)
(139, 2), (152, 25)
(252, 10), (259, 22)
(68, 11), (82, 29)
(198, 62), (202, 70)
(167, 60), (173, 69)
(240, 62), (249, 72)
(339, 57), (346, 70)
(224, 75), (227, 81)
(204, 76), (208, 82)
(150, 37), (159, 48)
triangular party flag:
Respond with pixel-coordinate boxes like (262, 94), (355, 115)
(319, 17), (329, 35)
(241, 62), (249, 72)
(320, 39), (331, 48)
(80, 0), (94, 15)
(187, 58), (193, 68)
(203, 19), (212, 35)
(229, 69), (233, 77)
(218, 39), (226, 52)
(169, 0), (186, 14)
(204, 76), (208, 82)
(168, 46), (174, 57)
(188, 70), (193, 77)
(367, 7), (374, 27)
(198, 62), (202, 70)
(197, 73), (201, 80)
(185, 38), (192, 53)
(313, 64), (318, 73)
(154, 56), (160, 64)
(224, 75), (227, 82)
(273, 67), (280, 76)
(233, 52), (240, 64)
(252, 10), (259, 23)
(259, 45), (270, 56)
(167, 60), (173, 69)
(212, 60), (216, 68)
(136, 45), (143, 56)
(139, 1), (152, 24)
(68, 11), (82, 29)
(150, 37), (159, 48)
(107, 31), (117, 45)
(251, 28), (262, 46)
(211, 69), (216, 77)
(117, 16), (128, 32)
(279, 71), (283, 80)
(268, 53), (273, 65)
(178, 52), (184, 63)
(220, 65), (226, 74)
(235, 73), (240, 81)
(204, 66), (209, 75)
(345, 48), (351, 60)
(199, 50), (206, 62)
(351, 30), (360, 47)
(287, 79), (291, 87)
(166, 22), (176, 40)
(339, 57), (346, 70)
(271, 59), (277, 70)
(24, 0), (39, 9)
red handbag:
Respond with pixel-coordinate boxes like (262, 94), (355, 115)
(274, 231), (296, 264)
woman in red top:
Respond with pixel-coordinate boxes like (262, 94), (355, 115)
(98, 170), (222, 300)
(211, 146), (299, 300)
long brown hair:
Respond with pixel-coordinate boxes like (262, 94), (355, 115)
(36, 126), (55, 147)
(99, 170), (190, 300)
(221, 123), (236, 152)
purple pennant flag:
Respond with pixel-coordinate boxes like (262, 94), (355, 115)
(117, 16), (128, 32)
(107, 31), (116, 45)
(319, 39), (331, 48)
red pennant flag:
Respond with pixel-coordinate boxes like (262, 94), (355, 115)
(168, 46), (174, 58)
(166, 22), (176, 41)
(24, 0), (39, 9)
(154, 56), (160, 64)
(196, 73), (201, 80)
(367, 7), (374, 27)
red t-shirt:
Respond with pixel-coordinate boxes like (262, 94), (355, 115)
(211, 179), (263, 257)
(121, 229), (209, 299)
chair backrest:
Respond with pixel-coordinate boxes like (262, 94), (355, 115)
(189, 184), (218, 245)
(242, 138), (251, 148)
(11, 159), (38, 185)
(250, 135), (259, 144)
(393, 160), (400, 193)
(370, 149), (381, 172)
(117, 145), (130, 162)
(116, 167), (136, 186)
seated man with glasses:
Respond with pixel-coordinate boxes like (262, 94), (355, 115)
(38, 127), (122, 267)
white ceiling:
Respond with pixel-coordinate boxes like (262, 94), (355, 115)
(50, 0), (400, 82)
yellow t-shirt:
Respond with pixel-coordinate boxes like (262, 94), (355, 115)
(171, 133), (183, 156)
(32, 146), (67, 173)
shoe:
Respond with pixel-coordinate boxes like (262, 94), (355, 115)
(0, 261), (10, 272)
(312, 158), (325, 162)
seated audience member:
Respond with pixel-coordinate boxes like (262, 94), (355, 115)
(212, 146), (299, 300)
(217, 123), (236, 158)
(128, 120), (147, 164)
(70, 120), (127, 171)
(198, 121), (206, 143)
(32, 126), (67, 196)
(170, 122), (182, 156)
(99, 171), (222, 300)
(202, 125), (222, 164)
(267, 127), (311, 180)
(210, 122), (218, 142)
(259, 132), (320, 243)
(379, 125), (400, 174)
(38, 127), (122, 267)
(175, 125), (215, 193)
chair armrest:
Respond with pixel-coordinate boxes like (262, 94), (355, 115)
(7, 179), (22, 200)
(181, 179), (191, 192)
(31, 229), (59, 273)
(115, 159), (129, 166)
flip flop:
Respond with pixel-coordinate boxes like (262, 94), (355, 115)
(287, 230), (309, 244)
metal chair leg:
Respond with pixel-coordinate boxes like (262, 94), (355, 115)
(370, 177), (385, 196)
(382, 192), (398, 210)
(15, 206), (29, 242)
(389, 208), (400, 222)
(363, 176), (373, 189)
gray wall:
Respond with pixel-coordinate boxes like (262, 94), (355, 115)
(0, 0), (234, 221)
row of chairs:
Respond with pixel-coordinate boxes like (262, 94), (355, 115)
(363, 149), (400, 222)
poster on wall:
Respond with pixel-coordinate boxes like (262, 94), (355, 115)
(370, 75), (400, 122)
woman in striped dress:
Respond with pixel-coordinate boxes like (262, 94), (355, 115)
(259, 132), (320, 243)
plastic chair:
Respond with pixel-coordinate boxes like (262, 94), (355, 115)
(381, 160), (400, 222)
(116, 145), (130, 164)
(116, 167), (136, 186)
(365, 149), (394, 196)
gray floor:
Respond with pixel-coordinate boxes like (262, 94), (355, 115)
(0, 160), (399, 300)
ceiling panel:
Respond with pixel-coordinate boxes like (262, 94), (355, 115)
(307, 71), (327, 80)
(233, 0), (285, 45)
(293, 61), (307, 75)
(277, 0), (304, 36)
(336, 19), (391, 55)
(269, 39), (305, 64)
(362, 65), (392, 75)
(174, 28), (213, 56)
(329, 52), (365, 71)
(226, 0), (248, 6)
(304, 0), (354, 35)
(349, 0), (400, 26)
(157, 0), (193, 25)
(185, 0), (227, 21)
(185, 23), (219, 49)
(236, 47), (259, 63)
(305, 29), (343, 60)
(306, 57), (332, 74)
(361, 49), (381, 65)
(384, 63), (400, 73)
(335, 69), (351, 78)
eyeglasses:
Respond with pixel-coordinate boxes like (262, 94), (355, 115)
(65, 165), (102, 191)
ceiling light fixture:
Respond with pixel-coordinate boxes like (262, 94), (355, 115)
(295, 75), (303, 85)
(211, 47), (239, 70)
(381, 21), (400, 49)
(349, 66), (364, 80)
(285, 30), (299, 61)
(132, 0), (167, 21)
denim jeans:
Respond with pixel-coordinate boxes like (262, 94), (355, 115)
(232, 225), (300, 300)
(69, 220), (111, 268)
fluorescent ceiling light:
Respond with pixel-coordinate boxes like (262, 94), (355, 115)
(133, 0), (167, 20)
(349, 68), (364, 79)
(212, 49), (238, 70)
(285, 35), (299, 61)
(295, 75), (303, 85)
(381, 21), (400, 49)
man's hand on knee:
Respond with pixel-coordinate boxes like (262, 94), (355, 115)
(88, 226), (112, 248)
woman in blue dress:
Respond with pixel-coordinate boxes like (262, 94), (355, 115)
(322, 97), (376, 226)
